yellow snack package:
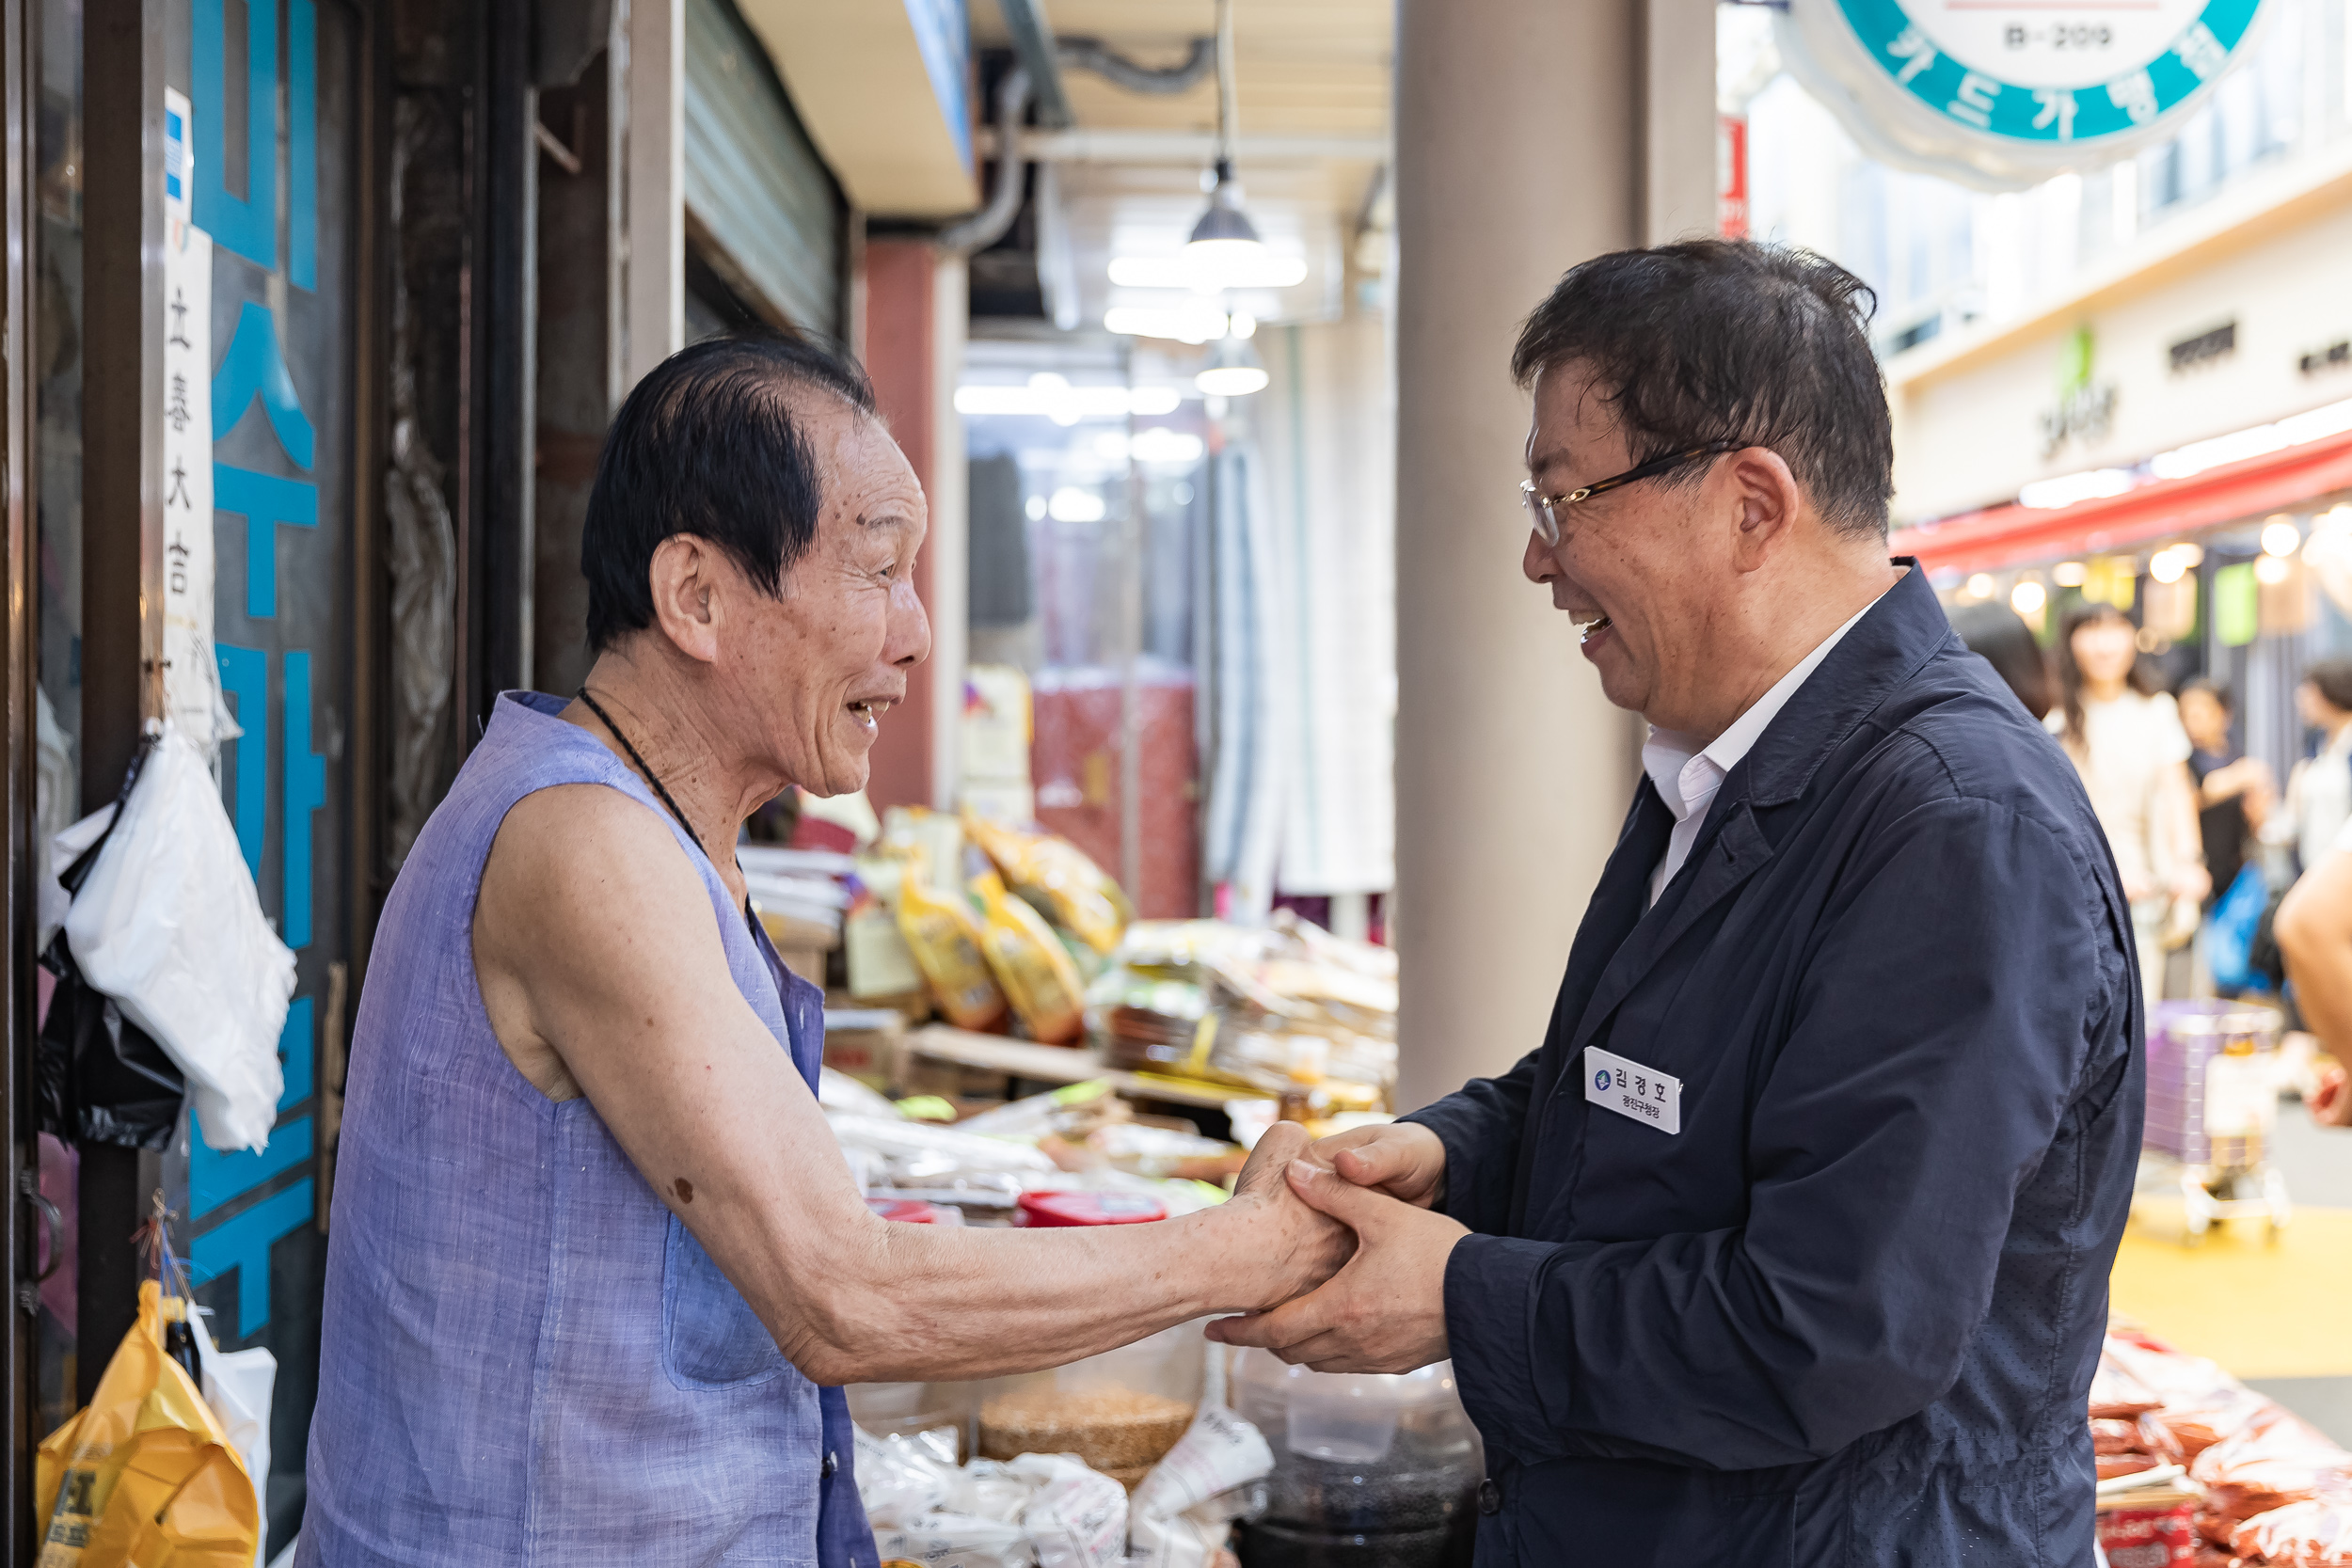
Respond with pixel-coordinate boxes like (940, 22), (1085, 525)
(37, 1281), (260, 1568)
(894, 851), (1009, 1032)
(970, 869), (1088, 1044)
(961, 811), (1134, 956)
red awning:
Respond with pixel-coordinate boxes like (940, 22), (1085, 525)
(1888, 425), (2352, 575)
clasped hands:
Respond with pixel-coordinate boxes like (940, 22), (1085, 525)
(1212, 1120), (1468, 1375)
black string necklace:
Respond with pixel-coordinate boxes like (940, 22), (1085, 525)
(576, 686), (712, 862)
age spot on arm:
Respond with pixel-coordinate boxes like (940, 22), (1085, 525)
(674, 1178), (695, 1204)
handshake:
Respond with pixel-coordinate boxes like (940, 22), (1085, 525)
(1200, 1119), (1470, 1377)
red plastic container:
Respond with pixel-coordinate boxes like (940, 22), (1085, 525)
(867, 1197), (944, 1224)
(2095, 1497), (2196, 1568)
(1015, 1191), (1167, 1227)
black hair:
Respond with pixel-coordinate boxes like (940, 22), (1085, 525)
(582, 331), (879, 653)
(2054, 601), (2158, 752)
(1948, 600), (2054, 721)
(2178, 676), (2233, 713)
(2303, 657), (2352, 716)
(1511, 239), (1894, 539)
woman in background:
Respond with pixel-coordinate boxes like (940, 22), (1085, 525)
(2177, 677), (2271, 911)
(2050, 603), (2209, 1004)
(1949, 600), (2054, 720)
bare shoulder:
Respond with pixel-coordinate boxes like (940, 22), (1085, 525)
(474, 783), (726, 1097)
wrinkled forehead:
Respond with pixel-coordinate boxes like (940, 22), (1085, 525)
(797, 394), (924, 534)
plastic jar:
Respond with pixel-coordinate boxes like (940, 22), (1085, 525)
(976, 1319), (1206, 1484)
(1230, 1350), (1483, 1568)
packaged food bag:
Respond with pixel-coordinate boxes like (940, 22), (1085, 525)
(962, 813), (1132, 956)
(36, 1281), (260, 1568)
(970, 870), (1087, 1044)
(1009, 1453), (1128, 1568)
(894, 853), (1008, 1032)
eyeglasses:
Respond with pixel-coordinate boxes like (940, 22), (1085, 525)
(1518, 441), (1740, 546)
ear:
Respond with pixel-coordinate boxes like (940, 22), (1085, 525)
(1721, 447), (1805, 575)
(646, 534), (723, 665)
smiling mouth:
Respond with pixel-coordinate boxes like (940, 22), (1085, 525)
(1574, 613), (1613, 644)
(847, 699), (895, 731)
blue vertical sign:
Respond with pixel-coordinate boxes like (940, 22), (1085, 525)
(187, 0), (326, 1348)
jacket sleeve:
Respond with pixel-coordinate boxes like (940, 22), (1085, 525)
(1440, 795), (2131, 1471)
(1398, 1049), (1542, 1236)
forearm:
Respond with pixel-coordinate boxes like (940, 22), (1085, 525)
(2281, 929), (2352, 1059)
(775, 1201), (1295, 1385)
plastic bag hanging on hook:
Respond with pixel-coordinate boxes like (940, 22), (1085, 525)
(37, 739), (185, 1150)
(66, 721), (292, 1151)
(35, 1200), (261, 1567)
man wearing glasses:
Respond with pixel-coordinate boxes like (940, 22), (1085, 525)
(1213, 242), (2140, 1564)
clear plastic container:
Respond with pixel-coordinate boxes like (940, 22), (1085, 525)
(1231, 1350), (1483, 1567)
(843, 1380), (976, 1458)
(976, 1320), (1206, 1483)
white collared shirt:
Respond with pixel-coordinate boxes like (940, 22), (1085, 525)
(1641, 599), (1880, 907)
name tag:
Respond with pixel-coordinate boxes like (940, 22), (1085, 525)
(1583, 1047), (1681, 1134)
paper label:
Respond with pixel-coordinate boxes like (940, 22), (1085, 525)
(1583, 1046), (1681, 1135)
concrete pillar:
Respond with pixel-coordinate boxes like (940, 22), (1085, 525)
(929, 254), (970, 809)
(1392, 0), (1712, 1109)
(859, 238), (941, 813)
(622, 0), (684, 387)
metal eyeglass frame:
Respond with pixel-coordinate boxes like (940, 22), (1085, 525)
(1519, 440), (1740, 546)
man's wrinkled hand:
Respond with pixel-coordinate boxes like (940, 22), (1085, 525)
(1206, 1157), (1467, 1373)
(1226, 1123), (1357, 1309)
(1308, 1120), (1448, 1208)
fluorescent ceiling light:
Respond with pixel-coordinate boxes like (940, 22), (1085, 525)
(1104, 305), (1230, 343)
(1108, 253), (1310, 293)
(1048, 486), (1107, 523)
(954, 372), (1184, 421)
(2018, 469), (2135, 510)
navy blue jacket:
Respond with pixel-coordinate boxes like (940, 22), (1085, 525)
(1404, 565), (2140, 1566)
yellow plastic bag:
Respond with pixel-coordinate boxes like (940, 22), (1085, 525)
(895, 851), (1009, 1032)
(962, 812), (1133, 956)
(970, 869), (1088, 1044)
(37, 1281), (259, 1568)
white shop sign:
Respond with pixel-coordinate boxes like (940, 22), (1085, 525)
(1777, 0), (2271, 190)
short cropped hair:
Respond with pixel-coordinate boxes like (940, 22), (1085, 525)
(2305, 657), (2352, 715)
(582, 332), (878, 652)
(1511, 240), (1895, 539)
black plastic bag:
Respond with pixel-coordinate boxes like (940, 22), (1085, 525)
(36, 743), (183, 1150)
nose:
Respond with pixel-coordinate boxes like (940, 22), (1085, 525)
(1522, 527), (1553, 586)
(889, 574), (932, 669)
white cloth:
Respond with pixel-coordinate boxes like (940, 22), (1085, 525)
(2045, 690), (2192, 898)
(2292, 722), (2352, 872)
(1642, 599), (1878, 907)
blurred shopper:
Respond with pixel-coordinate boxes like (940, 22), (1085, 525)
(2269, 845), (2352, 1128)
(298, 335), (1346, 1567)
(2281, 657), (2352, 872)
(2049, 604), (2208, 1002)
(1948, 599), (2054, 719)
(2178, 678), (2270, 910)
(1213, 242), (2139, 1566)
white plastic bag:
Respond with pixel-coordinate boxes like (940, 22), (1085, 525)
(1011, 1453), (1128, 1568)
(871, 1513), (1032, 1568)
(1126, 1403), (1274, 1568)
(193, 1305), (277, 1568)
(66, 723), (293, 1150)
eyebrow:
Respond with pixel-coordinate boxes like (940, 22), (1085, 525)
(855, 508), (915, 531)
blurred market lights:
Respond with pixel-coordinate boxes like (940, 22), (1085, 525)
(2053, 561), (2088, 587)
(2262, 516), (2304, 558)
(2010, 579), (2047, 615)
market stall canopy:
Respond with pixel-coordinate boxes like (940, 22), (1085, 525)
(1890, 422), (2352, 575)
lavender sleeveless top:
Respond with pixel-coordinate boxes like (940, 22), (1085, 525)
(298, 693), (872, 1567)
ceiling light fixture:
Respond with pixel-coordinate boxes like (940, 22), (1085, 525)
(1183, 0), (1267, 277)
(1196, 335), (1269, 398)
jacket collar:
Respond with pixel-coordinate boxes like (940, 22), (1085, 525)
(1555, 561), (1949, 1060)
(1732, 560), (1950, 812)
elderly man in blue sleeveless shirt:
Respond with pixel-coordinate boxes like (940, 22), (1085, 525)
(297, 336), (1350, 1567)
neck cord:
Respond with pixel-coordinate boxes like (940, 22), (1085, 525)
(576, 686), (713, 863)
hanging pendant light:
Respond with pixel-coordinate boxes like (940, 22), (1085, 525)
(1196, 334), (1268, 398)
(1183, 0), (1268, 283)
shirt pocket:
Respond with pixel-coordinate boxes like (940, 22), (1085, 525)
(660, 1213), (790, 1390)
